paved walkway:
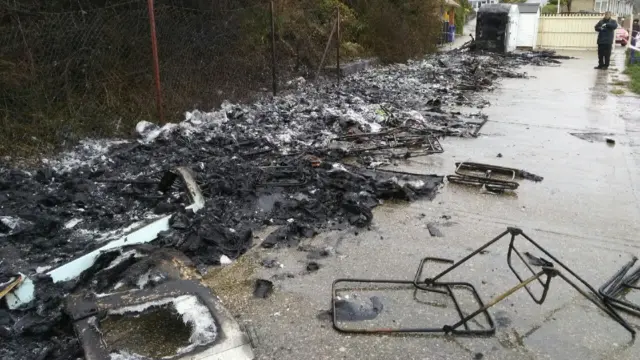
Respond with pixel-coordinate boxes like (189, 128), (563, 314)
(441, 18), (477, 51)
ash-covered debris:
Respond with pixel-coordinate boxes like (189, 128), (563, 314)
(0, 48), (568, 359)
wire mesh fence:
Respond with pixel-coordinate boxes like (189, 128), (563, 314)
(0, 0), (275, 156)
(0, 0), (442, 158)
(1, 1), (155, 154)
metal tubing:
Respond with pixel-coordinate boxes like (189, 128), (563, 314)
(507, 237), (552, 304)
(316, 18), (337, 81)
(446, 269), (550, 333)
(332, 278), (495, 335)
(146, 0), (164, 123)
(599, 257), (637, 297)
(556, 271), (636, 336)
(270, 0), (277, 96)
(429, 229), (511, 283)
(336, 6), (341, 86)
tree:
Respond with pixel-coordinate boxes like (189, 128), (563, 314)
(546, 0), (571, 12)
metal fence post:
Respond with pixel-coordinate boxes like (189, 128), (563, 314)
(147, 0), (164, 123)
(270, 0), (277, 96)
(336, 6), (341, 86)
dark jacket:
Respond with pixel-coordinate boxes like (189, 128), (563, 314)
(595, 18), (618, 45)
(633, 23), (639, 38)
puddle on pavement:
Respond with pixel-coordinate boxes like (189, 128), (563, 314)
(101, 305), (192, 358)
(331, 281), (491, 332)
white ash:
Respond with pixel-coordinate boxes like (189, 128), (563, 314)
(42, 139), (129, 174)
(104, 250), (143, 271)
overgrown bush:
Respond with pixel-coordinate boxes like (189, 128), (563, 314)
(0, 0), (442, 159)
(455, 0), (473, 35)
(350, 0), (441, 63)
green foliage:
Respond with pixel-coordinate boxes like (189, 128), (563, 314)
(455, 0), (473, 35)
(351, 0), (441, 63)
(625, 59), (640, 94)
(542, 4), (558, 13)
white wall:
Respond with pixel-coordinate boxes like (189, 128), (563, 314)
(517, 13), (540, 48)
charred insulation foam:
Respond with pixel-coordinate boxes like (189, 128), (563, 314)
(107, 295), (217, 359)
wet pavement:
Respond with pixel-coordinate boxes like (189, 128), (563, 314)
(207, 48), (640, 359)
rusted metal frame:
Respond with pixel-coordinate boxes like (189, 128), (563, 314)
(454, 162), (517, 181)
(331, 277), (495, 335)
(426, 227), (636, 336)
(447, 162), (520, 190)
(446, 175), (519, 191)
(600, 257), (640, 317)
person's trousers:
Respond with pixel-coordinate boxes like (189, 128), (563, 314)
(631, 39), (637, 64)
(598, 44), (612, 68)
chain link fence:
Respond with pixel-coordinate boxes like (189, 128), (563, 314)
(0, 0), (274, 157)
(0, 0), (441, 158)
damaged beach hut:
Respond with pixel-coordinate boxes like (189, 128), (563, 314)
(475, 4), (520, 53)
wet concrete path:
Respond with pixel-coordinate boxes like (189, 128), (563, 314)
(208, 49), (640, 360)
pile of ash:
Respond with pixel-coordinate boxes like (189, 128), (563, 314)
(0, 48), (569, 360)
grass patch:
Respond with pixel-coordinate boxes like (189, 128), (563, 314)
(610, 88), (625, 95)
(610, 80), (627, 86)
(623, 64), (640, 94)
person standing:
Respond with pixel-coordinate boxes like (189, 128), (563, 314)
(594, 11), (618, 70)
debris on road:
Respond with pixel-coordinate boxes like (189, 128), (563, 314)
(0, 47), (570, 358)
(261, 258), (282, 268)
(600, 256), (640, 316)
(427, 223), (444, 237)
(254, 279), (274, 299)
(447, 162), (543, 192)
(334, 296), (384, 321)
(306, 262), (321, 272)
(330, 228), (636, 337)
(570, 132), (617, 144)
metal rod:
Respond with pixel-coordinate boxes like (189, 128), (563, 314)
(447, 270), (548, 332)
(147, 0), (164, 123)
(556, 271), (636, 336)
(316, 18), (338, 81)
(336, 5), (341, 86)
(270, 0), (277, 96)
(430, 229), (511, 283)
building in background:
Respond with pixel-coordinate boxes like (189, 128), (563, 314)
(571, 0), (633, 14)
(469, 0), (499, 11)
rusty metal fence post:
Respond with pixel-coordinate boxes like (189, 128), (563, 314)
(336, 6), (341, 86)
(147, 0), (164, 123)
(270, 0), (278, 96)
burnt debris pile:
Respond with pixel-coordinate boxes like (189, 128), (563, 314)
(0, 50), (568, 359)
